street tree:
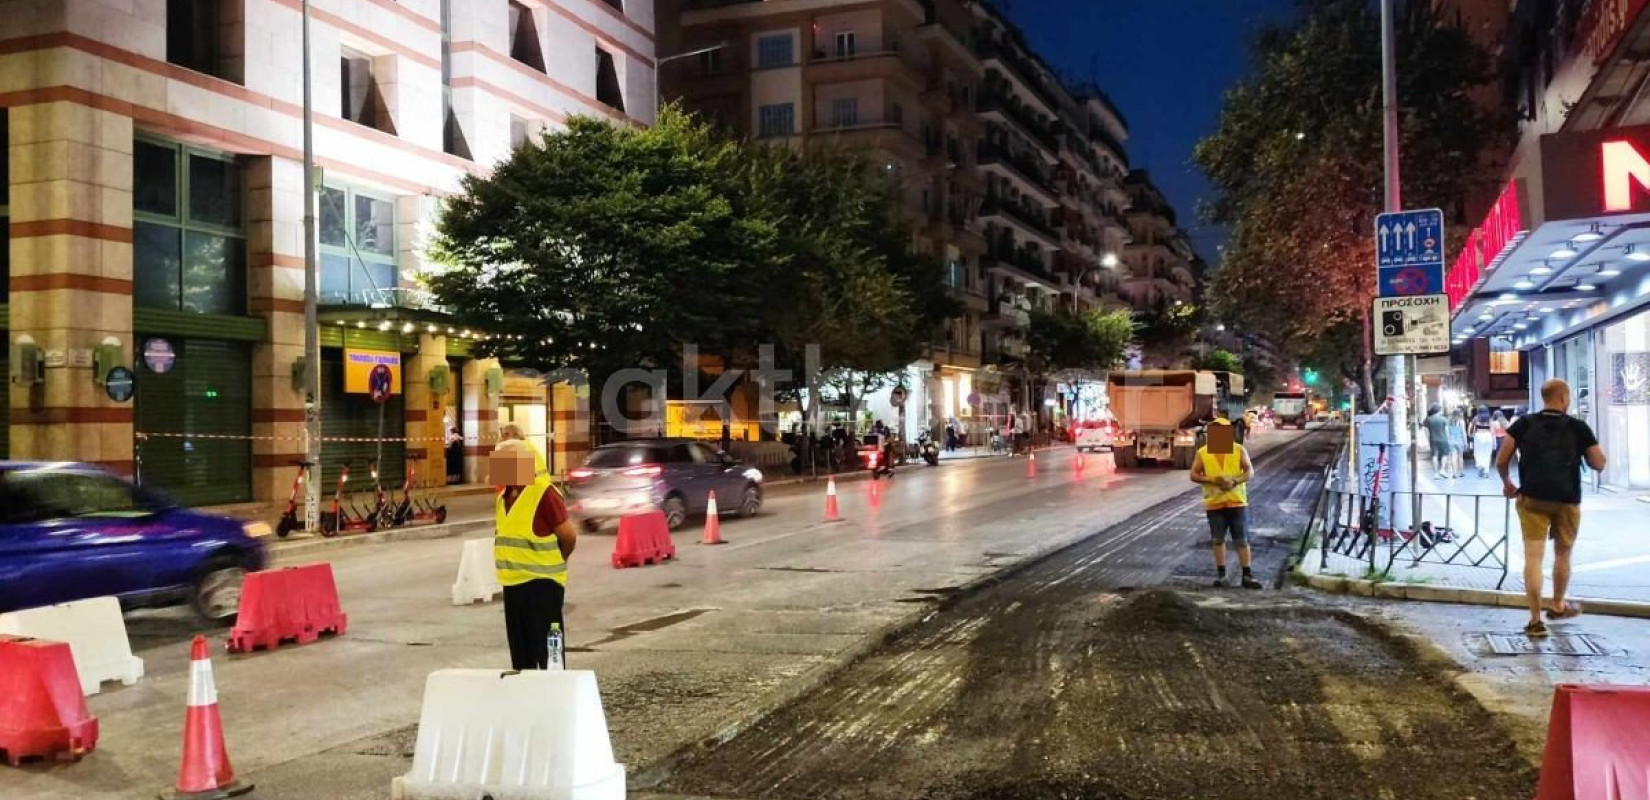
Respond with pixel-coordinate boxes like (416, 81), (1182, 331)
(1193, 0), (1507, 407)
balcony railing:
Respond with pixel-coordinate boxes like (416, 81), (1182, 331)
(976, 88), (1059, 151)
(980, 196), (1057, 241)
(974, 37), (1060, 111)
(977, 141), (1051, 187)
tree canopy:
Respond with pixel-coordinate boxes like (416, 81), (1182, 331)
(1026, 308), (1136, 375)
(1193, 0), (1506, 403)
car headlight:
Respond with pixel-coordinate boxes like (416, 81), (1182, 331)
(243, 521), (273, 538)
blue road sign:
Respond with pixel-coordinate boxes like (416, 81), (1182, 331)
(1375, 208), (1444, 268)
(1378, 264), (1445, 297)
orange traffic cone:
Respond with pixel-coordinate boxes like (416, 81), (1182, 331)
(1026, 452), (1037, 478)
(868, 477), (883, 510)
(165, 636), (251, 800)
(701, 491), (725, 545)
(824, 476), (842, 522)
(1076, 452), (1085, 474)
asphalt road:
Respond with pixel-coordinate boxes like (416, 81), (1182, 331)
(650, 432), (1536, 800)
(2, 428), (1317, 800)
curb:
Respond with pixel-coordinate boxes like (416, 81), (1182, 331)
(265, 518), (492, 560)
(1298, 572), (1650, 620)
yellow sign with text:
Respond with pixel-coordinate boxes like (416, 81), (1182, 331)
(344, 348), (402, 395)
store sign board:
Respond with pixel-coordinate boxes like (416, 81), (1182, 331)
(1373, 295), (1451, 357)
(1542, 125), (1650, 220)
(344, 348), (401, 395)
(1577, 0), (1650, 67)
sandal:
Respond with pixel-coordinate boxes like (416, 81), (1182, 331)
(1524, 620), (1549, 637)
(1546, 602), (1583, 620)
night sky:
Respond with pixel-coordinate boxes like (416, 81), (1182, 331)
(1002, 0), (1300, 260)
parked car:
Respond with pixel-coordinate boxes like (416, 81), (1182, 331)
(566, 439), (764, 531)
(0, 462), (269, 622)
(1074, 418), (1120, 453)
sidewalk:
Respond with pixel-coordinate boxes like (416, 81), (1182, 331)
(1303, 444), (1650, 608)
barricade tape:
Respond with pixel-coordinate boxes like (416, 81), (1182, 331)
(134, 432), (559, 445)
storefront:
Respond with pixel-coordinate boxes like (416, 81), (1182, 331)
(1597, 311), (1650, 488)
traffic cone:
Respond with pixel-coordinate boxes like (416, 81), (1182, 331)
(868, 477), (883, 510)
(824, 477), (842, 522)
(1076, 452), (1085, 474)
(165, 636), (252, 800)
(1026, 452), (1037, 478)
(701, 491), (725, 545)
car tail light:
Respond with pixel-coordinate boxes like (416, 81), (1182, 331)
(569, 467), (595, 480)
(622, 464), (662, 477)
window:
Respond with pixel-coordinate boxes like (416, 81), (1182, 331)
(508, 2), (546, 72)
(756, 33), (794, 68)
(0, 471), (161, 523)
(340, 46), (395, 134)
(319, 184), (397, 305)
(834, 31), (856, 58)
(166, 0), (238, 82)
(1490, 340), (1521, 375)
(440, 0), (471, 159)
(510, 115), (530, 149)
(595, 47), (626, 112)
(831, 97), (859, 127)
(698, 48), (723, 75)
(890, 102), (903, 125)
(758, 103), (795, 138)
(133, 138), (246, 316)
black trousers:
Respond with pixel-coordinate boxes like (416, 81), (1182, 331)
(503, 579), (566, 670)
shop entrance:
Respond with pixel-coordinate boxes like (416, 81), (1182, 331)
(1600, 311), (1650, 489)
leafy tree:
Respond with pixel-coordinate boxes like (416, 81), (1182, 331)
(1135, 299), (1202, 367)
(426, 108), (774, 383)
(1193, 0), (1507, 407)
(1195, 348), (1243, 373)
(1027, 308), (1136, 375)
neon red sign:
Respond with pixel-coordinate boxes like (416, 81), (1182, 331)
(1445, 179), (1525, 313)
(1603, 139), (1650, 211)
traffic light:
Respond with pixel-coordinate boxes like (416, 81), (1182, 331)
(1303, 368), (1319, 385)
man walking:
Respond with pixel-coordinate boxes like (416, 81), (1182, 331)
(1189, 418), (1261, 589)
(491, 445), (578, 669)
(1497, 379), (1606, 637)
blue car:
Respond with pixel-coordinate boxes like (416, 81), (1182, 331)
(0, 462), (268, 622)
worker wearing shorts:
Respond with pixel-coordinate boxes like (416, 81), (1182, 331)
(1189, 418), (1261, 589)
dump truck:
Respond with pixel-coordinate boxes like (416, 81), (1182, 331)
(1271, 391), (1310, 430)
(1107, 370), (1246, 469)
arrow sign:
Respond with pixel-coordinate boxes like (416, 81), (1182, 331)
(1375, 208), (1446, 296)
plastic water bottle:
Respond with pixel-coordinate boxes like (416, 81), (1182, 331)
(545, 623), (564, 671)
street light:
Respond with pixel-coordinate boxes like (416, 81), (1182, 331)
(1101, 253), (1119, 268)
(653, 43), (729, 116)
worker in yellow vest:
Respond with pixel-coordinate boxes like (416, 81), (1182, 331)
(491, 444), (577, 670)
(1189, 418), (1260, 589)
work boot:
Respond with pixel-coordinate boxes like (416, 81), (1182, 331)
(1212, 576), (1228, 588)
(1241, 575), (1263, 590)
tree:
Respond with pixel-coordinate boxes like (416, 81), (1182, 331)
(1027, 308), (1136, 375)
(1195, 348), (1243, 373)
(1193, 0), (1507, 407)
(1135, 299), (1202, 367)
(426, 107), (775, 384)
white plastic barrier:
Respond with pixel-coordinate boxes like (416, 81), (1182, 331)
(0, 596), (144, 695)
(392, 669), (625, 800)
(451, 537), (503, 606)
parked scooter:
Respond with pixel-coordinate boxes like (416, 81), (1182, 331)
(274, 459), (313, 537)
(915, 431), (940, 466)
(320, 461), (377, 537)
(392, 454), (449, 526)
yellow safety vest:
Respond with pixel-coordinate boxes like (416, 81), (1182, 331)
(1198, 445), (1249, 510)
(494, 483), (568, 587)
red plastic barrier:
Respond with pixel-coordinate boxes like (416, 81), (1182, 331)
(0, 635), (98, 765)
(612, 511), (675, 568)
(1536, 684), (1650, 800)
(227, 564), (348, 653)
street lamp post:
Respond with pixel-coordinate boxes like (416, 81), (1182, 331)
(652, 43), (729, 117)
(301, 0), (322, 531)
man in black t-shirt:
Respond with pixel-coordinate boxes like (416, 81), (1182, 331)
(1497, 379), (1607, 637)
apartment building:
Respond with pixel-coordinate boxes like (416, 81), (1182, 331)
(1, 0), (656, 504)
(664, 0), (1136, 431)
(1120, 169), (1197, 311)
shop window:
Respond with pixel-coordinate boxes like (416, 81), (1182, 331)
(758, 103), (794, 138)
(508, 2), (546, 73)
(319, 184), (398, 305)
(167, 0), (242, 83)
(133, 138), (246, 316)
(595, 47), (626, 112)
(756, 33), (794, 69)
(340, 46), (396, 135)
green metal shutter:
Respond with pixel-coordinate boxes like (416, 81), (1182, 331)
(1, 335), (8, 459)
(319, 350), (406, 491)
(134, 338), (252, 505)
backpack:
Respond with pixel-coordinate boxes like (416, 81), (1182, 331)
(1517, 413), (1582, 502)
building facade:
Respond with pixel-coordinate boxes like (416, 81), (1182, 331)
(1445, 0), (1650, 490)
(1120, 168), (1197, 311)
(663, 0), (1137, 434)
(1, 0), (657, 503)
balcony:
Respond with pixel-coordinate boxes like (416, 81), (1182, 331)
(981, 299), (1031, 329)
(973, 37), (1060, 114)
(983, 247), (1059, 292)
(916, 21), (980, 71)
(980, 197), (1059, 248)
(976, 88), (1059, 153)
(976, 142), (1057, 205)
(811, 116), (925, 160)
(807, 48), (926, 90)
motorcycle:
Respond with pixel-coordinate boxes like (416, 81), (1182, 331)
(913, 431), (940, 466)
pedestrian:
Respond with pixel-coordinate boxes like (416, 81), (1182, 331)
(1233, 409), (1250, 444)
(1497, 380), (1607, 637)
(490, 444), (577, 670)
(1472, 406), (1495, 477)
(1447, 408), (1468, 479)
(1424, 404), (1452, 479)
(1189, 417), (1261, 590)
(1490, 409), (1509, 460)
(944, 420), (958, 452)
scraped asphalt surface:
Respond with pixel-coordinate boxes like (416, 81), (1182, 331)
(652, 433), (1537, 800)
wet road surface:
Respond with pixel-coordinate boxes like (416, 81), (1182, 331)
(654, 434), (1536, 800)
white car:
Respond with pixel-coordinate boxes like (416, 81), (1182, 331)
(1074, 419), (1120, 452)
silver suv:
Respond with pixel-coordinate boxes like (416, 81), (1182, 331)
(567, 439), (764, 531)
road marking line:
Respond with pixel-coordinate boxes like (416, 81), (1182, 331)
(1571, 553), (1650, 573)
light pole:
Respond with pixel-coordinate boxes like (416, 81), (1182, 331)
(301, 0), (322, 531)
(1379, 0), (1420, 536)
(652, 43), (729, 117)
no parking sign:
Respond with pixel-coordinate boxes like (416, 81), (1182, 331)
(368, 364), (393, 404)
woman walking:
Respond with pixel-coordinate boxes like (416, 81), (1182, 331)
(1448, 408), (1469, 479)
(1491, 409), (1509, 461)
(1472, 406), (1495, 477)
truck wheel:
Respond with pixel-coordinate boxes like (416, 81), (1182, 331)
(1171, 445), (1196, 470)
(1114, 445), (1138, 469)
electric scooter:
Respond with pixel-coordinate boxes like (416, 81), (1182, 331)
(393, 454), (449, 526)
(274, 459), (313, 537)
(320, 461), (377, 537)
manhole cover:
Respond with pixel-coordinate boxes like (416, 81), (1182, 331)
(1484, 632), (1607, 656)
